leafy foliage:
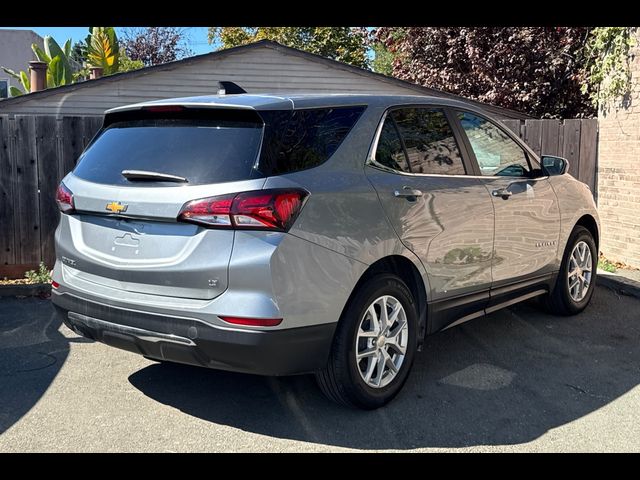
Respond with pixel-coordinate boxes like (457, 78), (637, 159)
(2, 35), (75, 95)
(208, 27), (370, 69)
(121, 27), (193, 67)
(86, 27), (120, 75)
(24, 262), (52, 284)
(375, 27), (595, 118)
(370, 42), (393, 76)
(582, 27), (637, 111)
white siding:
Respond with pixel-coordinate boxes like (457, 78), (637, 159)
(0, 46), (426, 116)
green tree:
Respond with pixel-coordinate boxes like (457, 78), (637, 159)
(371, 42), (393, 76)
(582, 27), (637, 111)
(208, 27), (369, 69)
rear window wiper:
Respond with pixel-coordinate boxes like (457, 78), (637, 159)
(121, 170), (188, 183)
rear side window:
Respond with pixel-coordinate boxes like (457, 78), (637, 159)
(259, 106), (365, 175)
(74, 115), (264, 186)
(375, 117), (410, 172)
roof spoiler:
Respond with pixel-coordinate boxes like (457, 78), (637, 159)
(217, 81), (247, 95)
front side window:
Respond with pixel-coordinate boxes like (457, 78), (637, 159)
(390, 108), (466, 175)
(457, 111), (530, 177)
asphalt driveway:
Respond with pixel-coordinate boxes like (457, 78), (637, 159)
(1, 285), (639, 452)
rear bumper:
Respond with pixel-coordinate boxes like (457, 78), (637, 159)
(52, 291), (336, 376)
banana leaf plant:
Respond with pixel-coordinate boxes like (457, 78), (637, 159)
(86, 27), (119, 75)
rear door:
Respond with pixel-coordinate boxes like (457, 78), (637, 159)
(453, 110), (561, 294)
(365, 106), (495, 327)
(58, 108), (266, 300)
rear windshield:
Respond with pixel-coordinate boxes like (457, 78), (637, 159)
(73, 106), (365, 186)
(74, 116), (264, 186)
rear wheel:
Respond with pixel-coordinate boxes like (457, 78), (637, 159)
(316, 274), (418, 409)
(544, 226), (597, 315)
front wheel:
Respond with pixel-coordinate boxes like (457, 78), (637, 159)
(316, 274), (418, 409)
(544, 226), (597, 315)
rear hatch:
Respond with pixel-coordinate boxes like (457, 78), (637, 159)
(59, 107), (267, 300)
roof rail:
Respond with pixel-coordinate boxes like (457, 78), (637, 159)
(217, 81), (247, 95)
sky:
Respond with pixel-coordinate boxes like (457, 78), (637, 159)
(0, 27), (214, 55)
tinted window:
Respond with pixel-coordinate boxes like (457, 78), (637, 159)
(391, 108), (465, 175)
(74, 116), (263, 186)
(457, 111), (530, 177)
(259, 106), (365, 175)
(374, 117), (409, 172)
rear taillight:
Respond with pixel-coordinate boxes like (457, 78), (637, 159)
(56, 183), (75, 214)
(178, 189), (308, 231)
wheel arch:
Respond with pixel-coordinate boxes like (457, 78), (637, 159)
(339, 255), (429, 347)
(575, 214), (600, 250)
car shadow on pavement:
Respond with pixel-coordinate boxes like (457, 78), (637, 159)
(130, 286), (638, 449)
(0, 296), (91, 435)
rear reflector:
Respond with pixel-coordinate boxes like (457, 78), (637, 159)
(51, 281), (60, 289)
(56, 182), (75, 214)
(219, 316), (283, 327)
(178, 188), (308, 232)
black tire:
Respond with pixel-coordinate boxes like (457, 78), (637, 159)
(315, 273), (418, 409)
(544, 226), (597, 316)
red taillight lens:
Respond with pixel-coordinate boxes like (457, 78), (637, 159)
(178, 189), (308, 231)
(51, 281), (60, 289)
(219, 316), (283, 327)
(56, 183), (75, 214)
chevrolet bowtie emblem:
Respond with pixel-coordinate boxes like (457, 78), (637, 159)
(106, 201), (128, 214)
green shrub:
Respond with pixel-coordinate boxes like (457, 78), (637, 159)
(24, 262), (52, 284)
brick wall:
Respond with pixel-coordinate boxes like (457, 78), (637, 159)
(597, 29), (640, 267)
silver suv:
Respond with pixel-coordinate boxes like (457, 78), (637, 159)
(52, 93), (599, 409)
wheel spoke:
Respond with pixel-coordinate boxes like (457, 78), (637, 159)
(379, 297), (389, 331)
(382, 348), (398, 374)
(358, 328), (377, 339)
(367, 304), (381, 334)
(356, 347), (377, 360)
(364, 355), (377, 383)
(373, 352), (385, 387)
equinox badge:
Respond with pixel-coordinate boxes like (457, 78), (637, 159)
(106, 201), (128, 214)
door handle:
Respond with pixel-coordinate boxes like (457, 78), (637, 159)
(394, 186), (423, 199)
(492, 188), (513, 199)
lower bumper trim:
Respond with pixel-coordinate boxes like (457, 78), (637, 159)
(53, 292), (337, 376)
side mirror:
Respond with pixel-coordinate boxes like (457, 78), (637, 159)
(541, 155), (569, 176)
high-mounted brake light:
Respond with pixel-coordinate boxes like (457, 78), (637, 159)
(219, 316), (283, 327)
(178, 189), (308, 232)
(56, 183), (75, 214)
(142, 105), (186, 113)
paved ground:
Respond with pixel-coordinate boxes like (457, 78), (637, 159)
(1, 285), (639, 452)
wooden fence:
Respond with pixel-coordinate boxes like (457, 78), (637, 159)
(502, 118), (598, 194)
(0, 115), (102, 277)
(0, 115), (598, 277)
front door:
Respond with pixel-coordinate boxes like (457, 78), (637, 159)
(454, 110), (561, 289)
(365, 107), (495, 316)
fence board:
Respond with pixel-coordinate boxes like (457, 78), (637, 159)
(13, 115), (41, 265)
(502, 120), (521, 138)
(524, 119), (543, 157)
(36, 116), (61, 267)
(578, 119), (598, 197)
(0, 116), (16, 267)
(61, 117), (85, 176)
(561, 119), (582, 179)
(541, 120), (562, 156)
